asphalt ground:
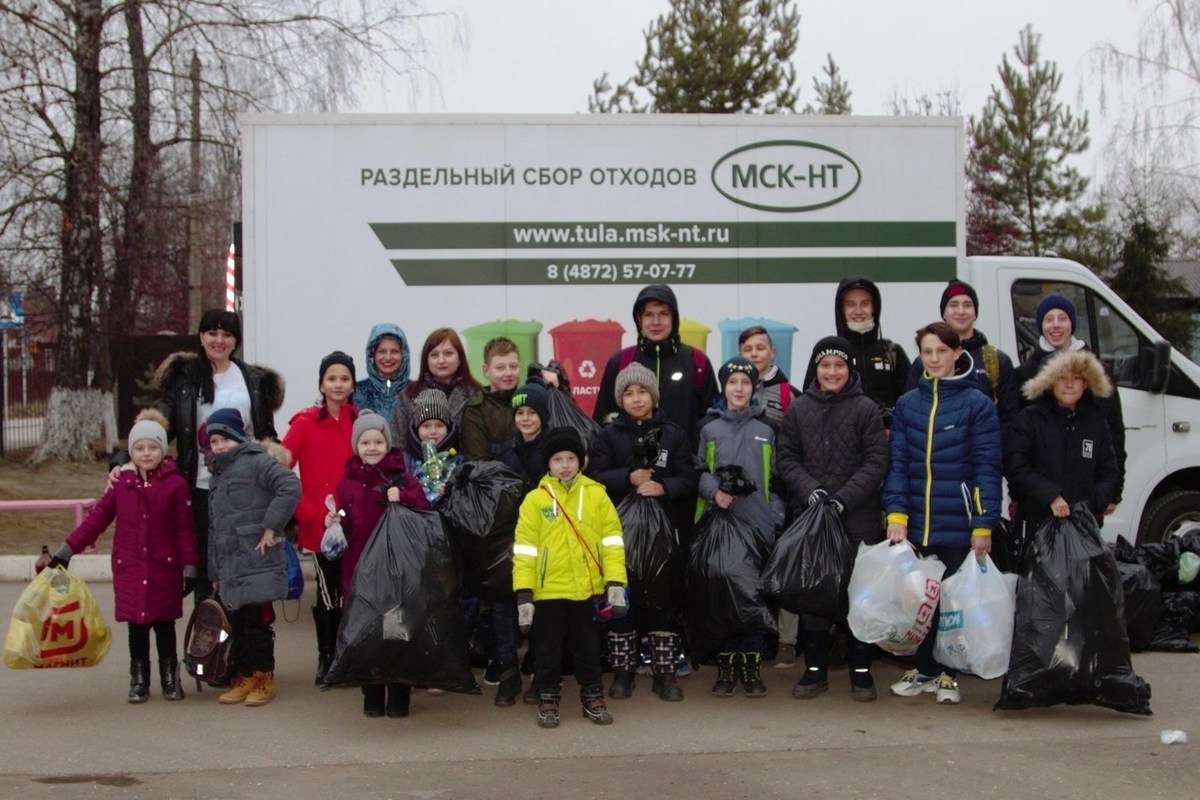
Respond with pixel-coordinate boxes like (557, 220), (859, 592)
(0, 580), (1195, 800)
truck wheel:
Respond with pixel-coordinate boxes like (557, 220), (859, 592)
(1137, 490), (1200, 545)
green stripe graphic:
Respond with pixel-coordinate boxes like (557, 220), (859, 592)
(370, 221), (956, 250)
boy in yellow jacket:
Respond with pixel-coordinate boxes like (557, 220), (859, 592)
(513, 427), (628, 728)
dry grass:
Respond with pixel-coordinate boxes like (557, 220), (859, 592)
(0, 456), (112, 555)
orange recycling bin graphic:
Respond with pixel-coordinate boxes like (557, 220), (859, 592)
(549, 320), (626, 417)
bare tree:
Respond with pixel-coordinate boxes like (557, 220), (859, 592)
(0, 0), (462, 461)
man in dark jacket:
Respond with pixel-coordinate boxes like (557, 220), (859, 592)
(592, 285), (718, 447)
(906, 280), (1020, 429)
(804, 276), (910, 428)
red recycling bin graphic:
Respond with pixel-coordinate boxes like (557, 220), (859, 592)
(549, 320), (626, 417)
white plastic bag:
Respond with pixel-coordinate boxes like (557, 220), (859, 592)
(320, 494), (348, 559)
(934, 554), (1017, 679)
(847, 541), (945, 656)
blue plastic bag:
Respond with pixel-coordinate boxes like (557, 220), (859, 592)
(284, 540), (304, 601)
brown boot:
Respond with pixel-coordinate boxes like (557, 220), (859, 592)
(244, 671), (276, 707)
(218, 673), (255, 705)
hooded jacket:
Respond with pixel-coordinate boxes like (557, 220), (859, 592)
(696, 402), (785, 537)
(208, 441), (301, 611)
(497, 430), (547, 488)
(513, 473), (627, 601)
(353, 323), (410, 420)
(883, 352), (1003, 548)
(906, 329), (1020, 428)
(776, 371), (888, 544)
(335, 448), (431, 594)
(151, 351), (284, 488)
(804, 276), (911, 424)
(1014, 340), (1126, 490)
(1005, 351), (1123, 530)
(586, 409), (700, 536)
(592, 285), (718, 446)
(65, 456), (197, 624)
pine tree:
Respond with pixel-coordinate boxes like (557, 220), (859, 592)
(803, 54), (852, 114)
(590, 0), (801, 113)
(1110, 209), (1198, 355)
(967, 25), (1090, 255)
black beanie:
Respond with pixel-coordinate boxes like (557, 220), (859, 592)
(940, 280), (980, 318)
(318, 351), (356, 387)
(541, 426), (586, 470)
(810, 335), (856, 368)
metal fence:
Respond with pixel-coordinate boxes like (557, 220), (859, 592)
(1, 342), (53, 456)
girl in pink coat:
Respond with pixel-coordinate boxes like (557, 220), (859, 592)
(49, 411), (197, 703)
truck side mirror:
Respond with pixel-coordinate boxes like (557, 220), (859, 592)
(1148, 340), (1171, 394)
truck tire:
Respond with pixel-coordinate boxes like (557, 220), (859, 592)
(1136, 490), (1200, 545)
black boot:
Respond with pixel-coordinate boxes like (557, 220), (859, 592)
(494, 663), (522, 707)
(711, 652), (738, 697)
(536, 689), (561, 728)
(739, 651), (767, 697)
(362, 685), (385, 718)
(649, 632), (684, 701)
(128, 659), (151, 704)
(792, 629), (831, 700)
(848, 636), (878, 702)
(607, 631), (639, 699)
(386, 683), (411, 718)
(580, 684), (613, 725)
(159, 657), (185, 701)
(313, 606), (340, 686)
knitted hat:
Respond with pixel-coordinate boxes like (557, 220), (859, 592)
(205, 408), (247, 444)
(1036, 293), (1077, 334)
(511, 382), (550, 426)
(718, 356), (759, 390)
(319, 350), (356, 386)
(127, 413), (168, 454)
(541, 426), (586, 469)
(413, 388), (451, 428)
(352, 410), (392, 450)
(614, 362), (660, 408)
(810, 335), (855, 368)
(940, 280), (980, 317)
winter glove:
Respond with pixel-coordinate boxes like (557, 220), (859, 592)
(826, 495), (846, 514)
(47, 543), (74, 570)
(807, 488), (828, 507)
(516, 590), (535, 634)
(606, 583), (628, 619)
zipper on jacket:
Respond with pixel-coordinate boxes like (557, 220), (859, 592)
(922, 379), (939, 547)
(539, 547), (548, 588)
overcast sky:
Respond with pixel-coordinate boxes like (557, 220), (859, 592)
(356, 0), (1150, 181)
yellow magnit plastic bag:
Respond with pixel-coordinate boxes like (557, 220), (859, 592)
(4, 567), (112, 669)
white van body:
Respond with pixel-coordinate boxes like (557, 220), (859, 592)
(239, 114), (1200, 543)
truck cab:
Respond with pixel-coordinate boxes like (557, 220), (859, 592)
(964, 255), (1200, 544)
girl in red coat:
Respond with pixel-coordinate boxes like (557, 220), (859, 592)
(281, 351), (359, 685)
(49, 411), (197, 703)
(329, 410), (430, 718)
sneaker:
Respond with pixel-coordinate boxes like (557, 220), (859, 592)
(483, 660), (502, 686)
(774, 643), (797, 669)
(889, 669), (937, 697)
(675, 651), (692, 677)
(934, 673), (961, 704)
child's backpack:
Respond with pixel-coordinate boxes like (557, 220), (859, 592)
(183, 598), (233, 686)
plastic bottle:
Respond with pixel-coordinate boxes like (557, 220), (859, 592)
(34, 545), (51, 574)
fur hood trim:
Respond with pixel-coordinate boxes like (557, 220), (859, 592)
(152, 350), (285, 413)
(1022, 350), (1113, 402)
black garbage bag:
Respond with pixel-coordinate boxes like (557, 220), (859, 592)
(995, 506), (1152, 715)
(438, 461), (526, 601)
(714, 464), (756, 496)
(759, 501), (853, 619)
(682, 508), (777, 663)
(1146, 591), (1200, 653)
(1116, 562), (1162, 652)
(1127, 538), (1182, 589)
(989, 518), (1018, 574)
(615, 493), (679, 611)
(323, 505), (479, 693)
(545, 384), (601, 447)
